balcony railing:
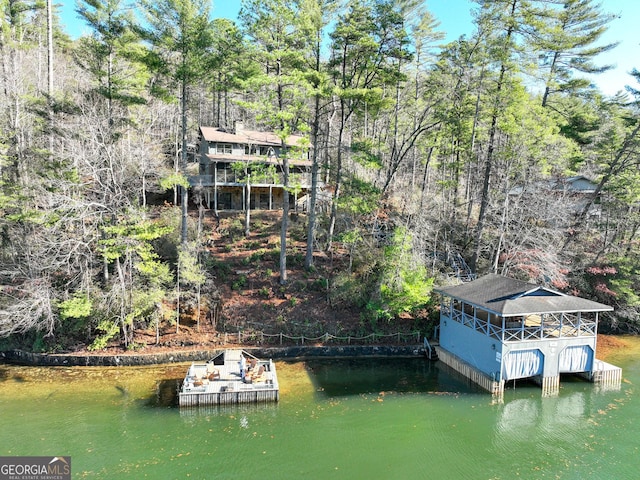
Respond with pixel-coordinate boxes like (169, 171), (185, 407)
(444, 307), (597, 342)
(188, 172), (313, 188)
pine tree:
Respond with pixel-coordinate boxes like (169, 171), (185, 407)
(326, 0), (413, 250)
(298, 0), (337, 270)
(239, 0), (312, 285)
(537, 0), (618, 107)
(136, 0), (214, 244)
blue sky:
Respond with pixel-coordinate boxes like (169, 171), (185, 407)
(59, 0), (638, 97)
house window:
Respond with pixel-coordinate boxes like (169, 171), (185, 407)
(218, 192), (232, 210)
(245, 145), (259, 155)
(217, 143), (233, 155)
(256, 146), (275, 156)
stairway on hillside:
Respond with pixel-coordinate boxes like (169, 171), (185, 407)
(447, 250), (475, 283)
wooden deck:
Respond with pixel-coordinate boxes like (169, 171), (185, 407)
(591, 359), (622, 391)
(179, 350), (279, 407)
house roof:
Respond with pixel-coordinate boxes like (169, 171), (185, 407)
(509, 175), (597, 196)
(199, 126), (308, 149)
(553, 175), (597, 194)
(434, 273), (613, 317)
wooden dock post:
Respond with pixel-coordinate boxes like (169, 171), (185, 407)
(436, 348), (505, 397)
(592, 359), (622, 391)
(541, 375), (560, 397)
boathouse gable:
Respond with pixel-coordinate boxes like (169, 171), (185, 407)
(435, 274), (621, 397)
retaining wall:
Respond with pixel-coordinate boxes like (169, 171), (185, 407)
(0, 345), (424, 367)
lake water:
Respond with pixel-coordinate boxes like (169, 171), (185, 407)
(1, 339), (639, 479)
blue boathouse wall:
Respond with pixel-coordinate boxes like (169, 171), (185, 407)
(439, 313), (598, 382)
(439, 314), (502, 381)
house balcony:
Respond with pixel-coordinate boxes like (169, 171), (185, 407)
(442, 305), (597, 342)
(188, 172), (315, 189)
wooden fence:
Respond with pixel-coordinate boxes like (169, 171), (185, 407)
(218, 330), (422, 346)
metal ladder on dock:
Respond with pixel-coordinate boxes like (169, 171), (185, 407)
(424, 337), (439, 361)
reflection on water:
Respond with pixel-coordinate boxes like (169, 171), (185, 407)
(305, 357), (477, 397)
(496, 392), (592, 446)
(148, 378), (181, 408)
(0, 342), (638, 479)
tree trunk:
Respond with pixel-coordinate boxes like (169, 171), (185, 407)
(305, 34), (323, 270)
(176, 262), (181, 334)
(280, 157), (290, 285)
(470, 0), (517, 272)
(245, 175), (251, 237)
(327, 108), (347, 251)
(115, 257), (128, 347)
(180, 78), (189, 244)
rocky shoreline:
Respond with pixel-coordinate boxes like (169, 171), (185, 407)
(0, 344), (426, 367)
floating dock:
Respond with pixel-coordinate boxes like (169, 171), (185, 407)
(179, 350), (279, 407)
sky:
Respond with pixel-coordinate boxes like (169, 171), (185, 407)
(58, 0), (639, 97)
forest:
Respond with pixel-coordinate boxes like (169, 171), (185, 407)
(1, 0), (639, 353)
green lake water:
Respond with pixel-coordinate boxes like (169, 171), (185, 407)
(1, 339), (639, 480)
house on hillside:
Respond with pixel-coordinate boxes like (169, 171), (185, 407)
(551, 175), (601, 217)
(509, 175), (601, 221)
(434, 274), (621, 397)
(188, 122), (315, 212)
(551, 175), (597, 194)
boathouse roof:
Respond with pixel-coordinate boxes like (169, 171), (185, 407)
(435, 274), (613, 317)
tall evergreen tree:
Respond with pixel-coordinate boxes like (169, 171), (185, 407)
(136, 0), (213, 244)
(379, 2), (443, 195)
(207, 18), (250, 128)
(537, 0), (618, 107)
(239, 0), (311, 285)
(76, 0), (147, 130)
(326, 0), (411, 250)
(469, 0), (548, 272)
(298, 0), (337, 270)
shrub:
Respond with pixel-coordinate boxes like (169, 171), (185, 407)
(249, 249), (267, 263)
(287, 252), (304, 266)
(329, 272), (370, 308)
(232, 275), (247, 291)
(310, 277), (328, 291)
(88, 320), (119, 351)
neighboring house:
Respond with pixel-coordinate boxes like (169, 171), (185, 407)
(509, 175), (601, 219)
(551, 175), (597, 194)
(434, 274), (621, 397)
(188, 122), (314, 212)
(551, 175), (601, 217)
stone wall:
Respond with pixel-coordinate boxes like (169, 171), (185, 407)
(1, 345), (424, 367)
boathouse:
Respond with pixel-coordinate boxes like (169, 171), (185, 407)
(179, 350), (279, 407)
(435, 274), (622, 397)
